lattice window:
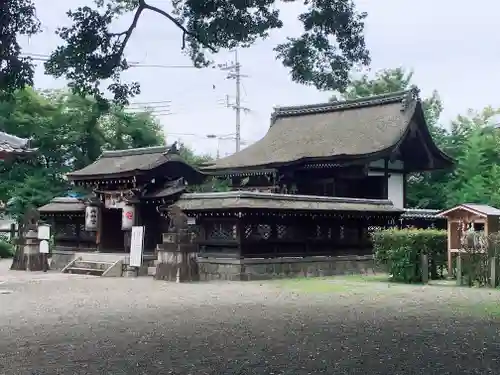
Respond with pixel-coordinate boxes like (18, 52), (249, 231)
(276, 224), (287, 239)
(315, 225), (322, 238)
(244, 224), (272, 240)
(55, 222), (77, 238)
(256, 224), (272, 240)
(244, 224), (253, 239)
(207, 222), (236, 241)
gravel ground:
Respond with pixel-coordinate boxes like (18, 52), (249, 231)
(1, 259), (500, 374)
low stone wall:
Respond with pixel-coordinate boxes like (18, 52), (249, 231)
(197, 254), (381, 281)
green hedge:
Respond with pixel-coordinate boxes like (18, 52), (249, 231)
(0, 239), (14, 258)
(372, 228), (447, 283)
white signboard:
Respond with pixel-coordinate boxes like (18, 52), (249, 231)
(39, 240), (49, 254)
(85, 206), (99, 231)
(187, 217), (196, 225)
(129, 226), (144, 267)
(37, 225), (50, 240)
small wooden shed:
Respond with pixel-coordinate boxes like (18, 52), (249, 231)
(437, 203), (500, 275)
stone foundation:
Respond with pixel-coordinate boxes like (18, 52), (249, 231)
(197, 255), (380, 281)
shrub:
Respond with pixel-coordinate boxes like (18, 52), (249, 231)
(372, 228), (447, 283)
(0, 238), (14, 258)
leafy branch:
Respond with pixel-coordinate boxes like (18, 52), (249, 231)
(42, 0), (370, 104)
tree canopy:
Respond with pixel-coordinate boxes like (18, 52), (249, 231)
(2, 0), (370, 103)
(0, 88), (165, 218)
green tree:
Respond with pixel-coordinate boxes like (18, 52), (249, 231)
(177, 143), (229, 192)
(0, 0), (40, 96)
(444, 108), (500, 208)
(2, 0), (370, 103)
(0, 88), (164, 218)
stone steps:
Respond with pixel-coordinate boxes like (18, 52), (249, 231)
(148, 266), (157, 276)
(63, 260), (116, 277)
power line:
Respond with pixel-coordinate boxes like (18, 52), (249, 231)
(20, 53), (200, 69)
(128, 100), (171, 106)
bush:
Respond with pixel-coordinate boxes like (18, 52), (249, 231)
(372, 228), (447, 283)
(0, 238), (14, 258)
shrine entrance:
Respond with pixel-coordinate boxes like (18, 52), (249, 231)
(99, 208), (125, 252)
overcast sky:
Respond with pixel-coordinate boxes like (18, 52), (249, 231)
(23, 0), (500, 157)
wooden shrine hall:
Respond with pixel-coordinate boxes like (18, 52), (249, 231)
(170, 88), (454, 280)
(201, 88), (454, 208)
(38, 145), (204, 260)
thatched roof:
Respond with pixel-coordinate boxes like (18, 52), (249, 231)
(174, 192), (403, 214)
(38, 197), (85, 213)
(202, 88), (453, 173)
(67, 144), (204, 182)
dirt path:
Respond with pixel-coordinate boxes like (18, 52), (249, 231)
(1, 273), (499, 374)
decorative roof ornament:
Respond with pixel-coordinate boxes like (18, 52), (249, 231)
(168, 141), (179, 154)
(400, 86), (421, 112)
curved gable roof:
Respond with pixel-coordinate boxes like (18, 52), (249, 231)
(67, 145), (204, 182)
(203, 88), (453, 172)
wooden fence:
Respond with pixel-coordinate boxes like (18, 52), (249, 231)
(0, 223), (18, 241)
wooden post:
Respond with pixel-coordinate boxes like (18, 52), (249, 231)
(490, 256), (497, 288)
(447, 220), (452, 278)
(9, 223), (16, 240)
(456, 254), (462, 286)
(421, 253), (429, 284)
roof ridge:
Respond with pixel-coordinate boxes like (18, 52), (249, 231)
(271, 87), (420, 121)
(101, 145), (172, 158)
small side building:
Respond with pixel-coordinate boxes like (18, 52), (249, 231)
(437, 203), (500, 276)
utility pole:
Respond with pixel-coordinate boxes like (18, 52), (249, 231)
(220, 50), (250, 153)
(234, 50), (241, 152)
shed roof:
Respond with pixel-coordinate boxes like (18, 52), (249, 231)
(437, 204), (500, 218)
(67, 144), (202, 181)
(38, 197), (85, 213)
(174, 191), (403, 214)
(202, 88), (453, 173)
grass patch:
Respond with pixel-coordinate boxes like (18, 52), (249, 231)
(274, 273), (390, 294)
(450, 301), (500, 318)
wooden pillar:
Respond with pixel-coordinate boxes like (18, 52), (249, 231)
(490, 257), (497, 288)
(237, 217), (244, 259)
(456, 254), (462, 286)
(76, 220), (81, 249)
(383, 158), (389, 199)
(96, 207), (102, 252)
(421, 253), (429, 284)
(447, 220), (452, 277)
(402, 171), (407, 208)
